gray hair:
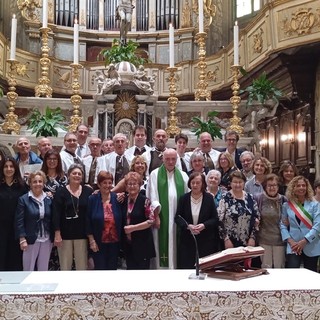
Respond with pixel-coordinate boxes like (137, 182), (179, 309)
(206, 169), (221, 184)
(240, 150), (254, 160)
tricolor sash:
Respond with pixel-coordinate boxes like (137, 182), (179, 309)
(288, 201), (313, 229)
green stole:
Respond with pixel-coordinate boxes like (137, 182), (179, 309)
(157, 165), (185, 267)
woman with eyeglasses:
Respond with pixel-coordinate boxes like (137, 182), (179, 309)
(41, 149), (67, 270)
(254, 174), (287, 268)
(218, 171), (260, 250)
(216, 152), (238, 190)
(15, 171), (53, 271)
(278, 161), (299, 195)
(52, 164), (92, 270)
(0, 157), (28, 271)
(86, 171), (123, 270)
(280, 176), (320, 272)
(121, 172), (155, 269)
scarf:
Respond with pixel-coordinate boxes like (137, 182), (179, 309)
(157, 165), (185, 267)
(288, 201), (313, 229)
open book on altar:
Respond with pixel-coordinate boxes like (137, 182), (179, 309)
(199, 246), (268, 280)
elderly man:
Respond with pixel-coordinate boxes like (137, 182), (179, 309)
(60, 132), (83, 174)
(240, 150), (255, 180)
(146, 148), (189, 269)
(144, 129), (181, 175)
(37, 137), (53, 160)
(97, 133), (131, 185)
(14, 137), (42, 177)
(124, 125), (150, 162)
(82, 137), (102, 189)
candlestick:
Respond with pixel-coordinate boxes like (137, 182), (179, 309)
(42, 0), (48, 28)
(234, 21), (239, 65)
(74, 19), (79, 64)
(169, 24), (174, 68)
(198, 0), (204, 33)
(10, 15), (17, 60)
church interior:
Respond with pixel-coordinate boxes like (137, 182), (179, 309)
(0, 0), (319, 178)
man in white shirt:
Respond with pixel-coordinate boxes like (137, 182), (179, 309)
(75, 124), (90, 158)
(146, 148), (189, 269)
(124, 125), (151, 162)
(197, 132), (220, 170)
(37, 137), (53, 160)
(82, 137), (102, 189)
(96, 133), (131, 185)
(60, 132), (83, 174)
(175, 133), (190, 173)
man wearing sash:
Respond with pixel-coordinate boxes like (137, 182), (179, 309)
(280, 175), (320, 272)
(146, 149), (189, 269)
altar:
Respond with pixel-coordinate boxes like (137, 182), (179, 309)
(0, 269), (319, 319)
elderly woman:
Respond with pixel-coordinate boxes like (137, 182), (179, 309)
(281, 176), (320, 272)
(218, 171), (260, 249)
(112, 155), (148, 194)
(122, 172), (155, 269)
(87, 171), (123, 270)
(216, 152), (238, 190)
(187, 151), (207, 176)
(206, 169), (226, 207)
(245, 156), (272, 195)
(278, 161), (299, 195)
(175, 172), (220, 269)
(254, 174), (286, 268)
(53, 164), (92, 270)
(15, 171), (53, 271)
(0, 157), (28, 271)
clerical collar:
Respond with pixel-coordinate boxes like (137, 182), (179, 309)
(64, 149), (76, 157)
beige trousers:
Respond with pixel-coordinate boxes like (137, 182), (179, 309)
(58, 239), (88, 270)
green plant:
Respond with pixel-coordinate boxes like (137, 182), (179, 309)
(100, 39), (148, 67)
(242, 72), (282, 105)
(191, 111), (222, 141)
(27, 107), (66, 137)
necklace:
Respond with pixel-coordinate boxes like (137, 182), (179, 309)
(70, 193), (79, 218)
(191, 194), (203, 204)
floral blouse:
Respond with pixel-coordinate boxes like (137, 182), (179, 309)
(218, 191), (260, 247)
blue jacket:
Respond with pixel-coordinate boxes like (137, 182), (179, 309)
(14, 151), (42, 164)
(15, 193), (53, 244)
(281, 200), (320, 257)
(86, 192), (124, 244)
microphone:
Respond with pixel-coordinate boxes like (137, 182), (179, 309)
(176, 215), (206, 280)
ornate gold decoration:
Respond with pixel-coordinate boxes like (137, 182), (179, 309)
(35, 27), (53, 97)
(192, 0), (216, 29)
(195, 32), (211, 101)
(17, 0), (41, 21)
(181, 1), (192, 28)
(1, 60), (21, 134)
(206, 66), (219, 82)
(227, 65), (243, 135)
(114, 92), (138, 122)
(165, 67), (181, 137)
(253, 28), (264, 54)
(16, 62), (31, 78)
(68, 63), (83, 132)
(282, 8), (317, 35)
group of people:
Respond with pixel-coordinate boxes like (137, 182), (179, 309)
(0, 124), (319, 273)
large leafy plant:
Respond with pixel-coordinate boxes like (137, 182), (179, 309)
(100, 39), (148, 67)
(243, 72), (282, 105)
(191, 111), (222, 141)
(27, 107), (66, 137)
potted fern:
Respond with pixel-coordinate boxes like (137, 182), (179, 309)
(243, 72), (282, 106)
(27, 107), (66, 137)
(191, 111), (222, 141)
(100, 39), (148, 67)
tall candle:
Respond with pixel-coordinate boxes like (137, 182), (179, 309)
(10, 14), (17, 60)
(234, 21), (239, 65)
(42, 0), (48, 28)
(73, 19), (79, 64)
(198, 0), (204, 33)
(169, 23), (174, 68)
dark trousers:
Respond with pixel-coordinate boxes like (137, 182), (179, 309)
(286, 253), (319, 272)
(125, 245), (151, 270)
(92, 242), (120, 270)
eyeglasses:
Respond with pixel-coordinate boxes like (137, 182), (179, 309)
(266, 184), (278, 188)
(226, 139), (236, 142)
(127, 183), (139, 187)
